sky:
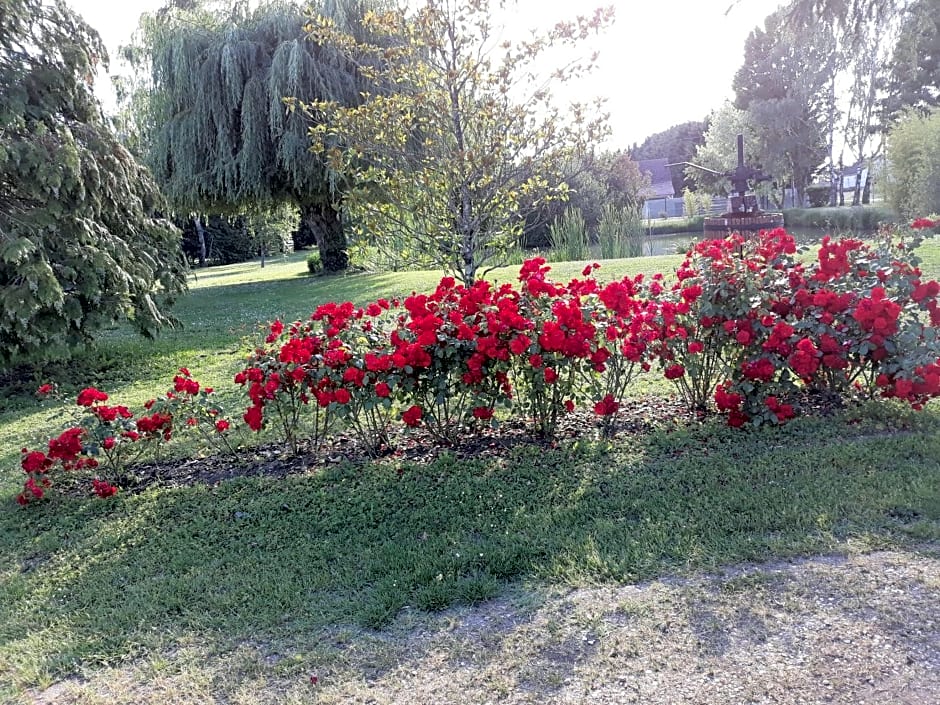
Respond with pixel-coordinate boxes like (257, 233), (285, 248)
(70, 0), (785, 150)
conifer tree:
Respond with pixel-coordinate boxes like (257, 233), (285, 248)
(0, 0), (186, 365)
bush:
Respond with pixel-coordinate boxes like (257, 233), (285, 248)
(16, 371), (236, 505)
(306, 251), (323, 274)
(886, 108), (940, 218)
(645, 215), (706, 236)
(661, 219), (940, 426)
(782, 205), (897, 232)
(805, 184), (831, 208)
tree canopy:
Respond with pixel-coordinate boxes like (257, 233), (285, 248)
(883, 0), (940, 120)
(0, 0), (186, 365)
(127, 0), (376, 271)
(733, 5), (837, 203)
(304, 0), (612, 284)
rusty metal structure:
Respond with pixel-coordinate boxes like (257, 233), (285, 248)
(668, 133), (784, 238)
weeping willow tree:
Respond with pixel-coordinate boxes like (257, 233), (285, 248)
(127, 0), (376, 271)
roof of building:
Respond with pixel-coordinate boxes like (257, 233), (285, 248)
(637, 158), (675, 198)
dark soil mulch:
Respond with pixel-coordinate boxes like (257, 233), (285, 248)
(105, 397), (697, 495)
(62, 392), (848, 497)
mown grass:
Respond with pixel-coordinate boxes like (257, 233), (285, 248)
(1, 240), (940, 699)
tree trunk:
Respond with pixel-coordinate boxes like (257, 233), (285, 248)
(853, 163), (864, 206)
(193, 215), (207, 268)
(838, 157), (845, 206)
(300, 203), (348, 272)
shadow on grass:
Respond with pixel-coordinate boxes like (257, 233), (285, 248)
(2, 409), (940, 688)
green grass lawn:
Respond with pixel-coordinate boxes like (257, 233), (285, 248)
(2, 241), (940, 699)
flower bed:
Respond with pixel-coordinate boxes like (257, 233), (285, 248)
(15, 219), (940, 505)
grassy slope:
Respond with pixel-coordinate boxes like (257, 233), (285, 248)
(1, 242), (940, 697)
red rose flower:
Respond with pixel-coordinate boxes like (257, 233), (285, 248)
(510, 334), (531, 355)
(76, 387), (108, 407)
(664, 364), (685, 380)
(92, 478), (118, 498)
(593, 394), (619, 416)
(402, 405), (423, 427)
(244, 404), (264, 431)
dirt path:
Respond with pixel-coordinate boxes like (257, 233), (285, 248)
(29, 546), (940, 704)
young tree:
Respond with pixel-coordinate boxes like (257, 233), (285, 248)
(0, 0), (186, 365)
(304, 0), (613, 283)
(838, 8), (900, 204)
(126, 0), (377, 272)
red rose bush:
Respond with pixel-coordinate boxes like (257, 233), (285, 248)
(15, 220), (940, 505)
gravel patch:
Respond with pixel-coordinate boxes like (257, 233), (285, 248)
(26, 547), (940, 704)
(316, 547), (940, 705)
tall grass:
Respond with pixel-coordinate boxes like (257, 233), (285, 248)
(598, 205), (645, 259)
(548, 208), (588, 262)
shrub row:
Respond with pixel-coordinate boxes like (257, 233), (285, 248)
(15, 220), (940, 506)
(782, 205), (898, 232)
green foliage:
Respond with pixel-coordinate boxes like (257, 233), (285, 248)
(306, 0), (612, 283)
(0, 0), (186, 366)
(246, 204), (298, 264)
(631, 120), (708, 193)
(524, 150), (649, 247)
(180, 214), (254, 266)
(782, 205), (897, 231)
(886, 108), (940, 218)
(883, 0), (940, 119)
(682, 188), (712, 217)
(306, 251), (323, 274)
(733, 7), (837, 202)
(646, 216), (706, 236)
(805, 184), (832, 208)
(548, 209), (589, 263)
(688, 103), (763, 197)
(124, 0), (375, 271)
